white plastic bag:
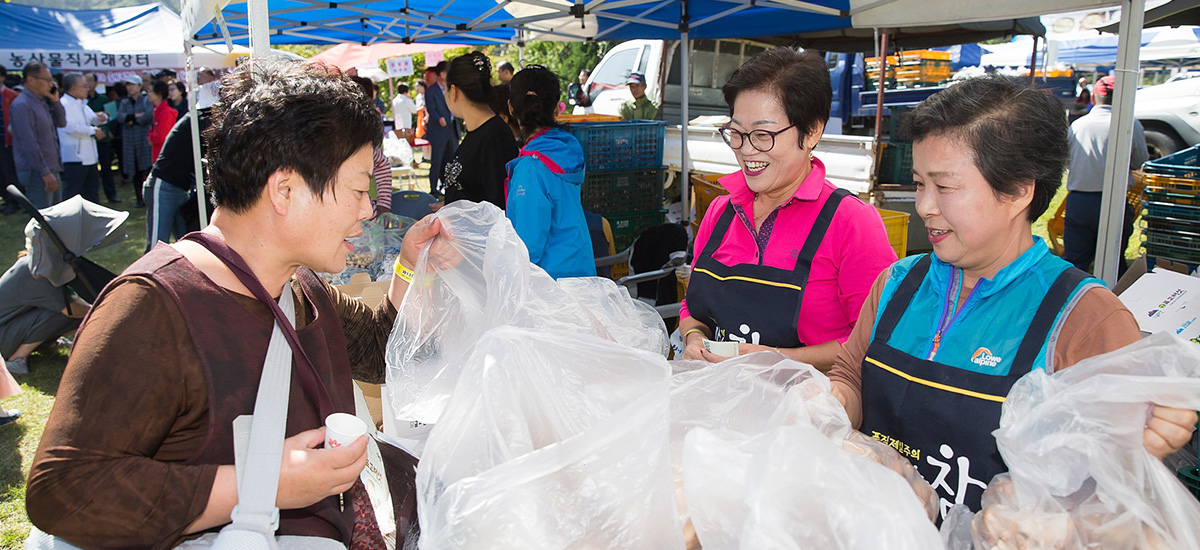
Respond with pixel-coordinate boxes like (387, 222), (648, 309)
(968, 332), (1200, 550)
(416, 326), (683, 550)
(669, 353), (940, 549)
(385, 201), (667, 428)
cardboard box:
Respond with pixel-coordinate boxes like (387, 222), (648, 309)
(1116, 256), (1200, 340)
(337, 272), (392, 426)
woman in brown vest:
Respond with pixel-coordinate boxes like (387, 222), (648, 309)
(26, 59), (451, 549)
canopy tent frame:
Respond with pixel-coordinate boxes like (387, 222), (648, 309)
(186, 1), (1139, 283)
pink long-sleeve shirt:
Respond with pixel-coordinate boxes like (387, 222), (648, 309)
(680, 158), (898, 345)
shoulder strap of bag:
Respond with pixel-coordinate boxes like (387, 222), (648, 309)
(225, 288), (296, 534)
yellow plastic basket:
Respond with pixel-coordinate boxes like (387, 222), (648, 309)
(876, 207), (910, 259)
(690, 173), (729, 224)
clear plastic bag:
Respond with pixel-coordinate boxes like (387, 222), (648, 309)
(669, 353), (940, 549)
(385, 201), (668, 427)
(966, 332), (1200, 550)
(416, 326), (684, 550)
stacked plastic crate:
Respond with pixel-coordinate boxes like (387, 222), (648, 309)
(566, 120), (669, 250)
(865, 50), (952, 91)
(1140, 144), (1200, 266)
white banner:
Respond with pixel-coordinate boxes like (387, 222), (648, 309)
(1, 50), (176, 72)
(386, 56), (414, 78)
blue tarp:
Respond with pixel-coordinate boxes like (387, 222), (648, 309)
(0, 3), (177, 52)
(190, 0), (853, 45)
(1055, 31), (1156, 65)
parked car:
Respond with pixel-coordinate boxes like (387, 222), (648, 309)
(1134, 76), (1200, 159)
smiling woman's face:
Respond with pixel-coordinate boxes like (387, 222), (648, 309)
(729, 88), (814, 197)
(913, 134), (1033, 280)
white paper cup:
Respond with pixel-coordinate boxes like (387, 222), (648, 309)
(325, 413), (367, 449)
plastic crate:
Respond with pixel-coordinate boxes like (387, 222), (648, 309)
(1144, 201), (1200, 223)
(565, 120), (667, 171)
(1142, 175), (1200, 194)
(1144, 214), (1200, 235)
(876, 207), (910, 258)
(582, 167), (665, 214)
(880, 141), (914, 184)
(556, 113), (621, 123)
(606, 210), (667, 251)
(1179, 466), (1200, 501)
(1144, 242), (1200, 265)
(689, 173), (729, 222)
(1144, 230), (1200, 250)
(1143, 189), (1200, 207)
(888, 106), (913, 141)
(1143, 144), (1200, 179)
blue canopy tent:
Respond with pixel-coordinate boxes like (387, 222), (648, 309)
(184, 0), (1143, 285)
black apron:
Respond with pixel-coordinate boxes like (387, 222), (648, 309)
(860, 255), (1088, 518)
(685, 188), (850, 348)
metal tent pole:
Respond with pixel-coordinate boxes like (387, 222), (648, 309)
(1095, 0), (1146, 286)
(680, 0), (690, 225)
(185, 42), (208, 227)
(248, 0), (270, 58)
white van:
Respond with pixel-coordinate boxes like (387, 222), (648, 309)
(579, 39), (771, 123)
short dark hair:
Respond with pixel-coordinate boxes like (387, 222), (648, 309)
(173, 81), (187, 97)
(205, 59), (383, 214)
(497, 61), (515, 74)
(579, 68), (590, 77)
(397, 83), (409, 95)
(0, 65), (7, 78)
(62, 73), (86, 92)
(509, 66), (560, 143)
(447, 51), (493, 104)
(902, 75), (1068, 222)
(490, 83), (519, 136)
(23, 62), (49, 82)
(416, 81), (426, 91)
(150, 79), (170, 99)
(435, 61), (448, 75)
(424, 67), (438, 76)
(722, 48), (831, 146)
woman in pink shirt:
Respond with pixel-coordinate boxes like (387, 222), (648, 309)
(679, 48), (897, 371)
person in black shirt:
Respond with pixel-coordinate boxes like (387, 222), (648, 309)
(144, 107), (210, 252)
(442, 52), (518, 208)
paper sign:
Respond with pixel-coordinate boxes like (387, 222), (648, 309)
(1118, 268), (1200, 336)
(386, 56), (414, 78)
(425, 50), (444, 67)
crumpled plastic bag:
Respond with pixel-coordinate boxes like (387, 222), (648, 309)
(385, 201), (668, 427)
(669, 353), (940, 549)
(416, 326), (684, 550)
(962, 332), (1200, 550)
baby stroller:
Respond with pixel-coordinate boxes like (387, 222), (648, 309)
(5, 185), (128, 306)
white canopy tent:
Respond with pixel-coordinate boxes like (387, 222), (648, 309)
(183, 0), (1142, 285)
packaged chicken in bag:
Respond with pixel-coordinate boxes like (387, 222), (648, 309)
(969, 332), (1200, 550)
(385, 201), (668, 433)
(416, 327), (683, 550)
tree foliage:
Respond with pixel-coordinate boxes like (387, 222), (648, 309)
(517, 41), (616, 100)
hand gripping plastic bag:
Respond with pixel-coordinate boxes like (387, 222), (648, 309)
(416, 326), (684, 550)
(966, 332), (1200, 550)
(669, 353), (940, 549)
(385, 201), (668, 429)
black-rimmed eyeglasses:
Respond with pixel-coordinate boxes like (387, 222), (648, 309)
(719, 124), (796, 153)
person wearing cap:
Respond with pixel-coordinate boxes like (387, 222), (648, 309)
(118, 74), (154, 207)
(1063, 74), (1148, 275)
(619, 72), (659, 121)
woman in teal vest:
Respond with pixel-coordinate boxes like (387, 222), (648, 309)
(826, 75), (1197, 520)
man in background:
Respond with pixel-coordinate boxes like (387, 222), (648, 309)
(497, 61), (515, 84)
(0, 65), (20, 214)
(10, 62), (65, 209)
(424, 65), (457, 198)
(58, 73), (106, 203)
(619, 72), (658, 121)
(85, 73), (119, 203)
(1064, 75), (1149, 275)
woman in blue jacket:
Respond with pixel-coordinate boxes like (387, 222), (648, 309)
(504, 66), (596, 279)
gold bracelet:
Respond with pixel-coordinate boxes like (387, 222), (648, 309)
(394, 257), (415, 283)
(684, 328), (707, 341)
